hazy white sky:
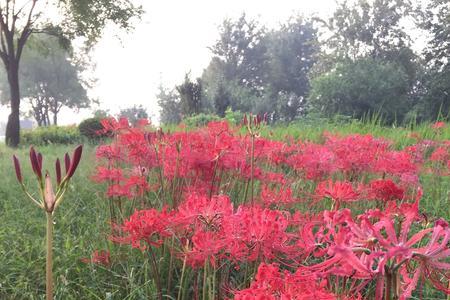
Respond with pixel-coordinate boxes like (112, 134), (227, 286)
(0, 0), (337, 126)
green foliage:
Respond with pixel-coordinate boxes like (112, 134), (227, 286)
(78, 118), (110, 141)
(176, 73), (203, 117)
(0, 0), (143, 147)
(415, 0), (450, 121)
(213, 82), (230, 117)
(13, 34), (91, 126)
(323, 0), (413, 60)
(224, 108), (244, 125)
(208, 13), (268, 93)
(157, 85), (182, 125)
(92, 109), (111, 119)
(59, 0), (144, 45)
(21, 126), (81, 145)
(308, 58), (411, 124)
(182, 113), (220, 128)
(200, 14), (320, 122)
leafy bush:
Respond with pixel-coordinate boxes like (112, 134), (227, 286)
(78, 117), (110, 141)
(224, 108), (244, 125)
(182, 113), (220, 127)
(21, 125), (81, 145)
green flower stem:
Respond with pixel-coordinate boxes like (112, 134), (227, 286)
(46, 212), (53, 300)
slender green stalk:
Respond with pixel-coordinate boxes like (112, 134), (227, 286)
(46, 212), (53, 300)
(177, 255), (187, 300)
(167, 238), (175, 292)
(148, 246), (163, 300)
(250, 134), (255, 205)
(447, 281), (450, 300)
(202, 262), (208, 300)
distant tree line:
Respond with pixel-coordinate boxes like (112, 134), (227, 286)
(158, 0), (450, 125)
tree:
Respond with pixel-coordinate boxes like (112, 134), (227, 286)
(315, 0), (419, 86)
(176, 73), (202, 117)
(1, 0), (142, 147)
(1, 35), (92, 126)
(213, 81), (230, 117)
(157, 85), (182, 125)
(415, 0), (450, 120)
(119, 105), (148, 126)
(308, 58), (411, 123)
(203, 15), (320, 121)
(264, 16), (319, 121)
(322, 0), (413, 60)
(207, 13), (268, 95)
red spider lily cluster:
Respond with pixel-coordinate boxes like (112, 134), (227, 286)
(90, 117), (450, 299)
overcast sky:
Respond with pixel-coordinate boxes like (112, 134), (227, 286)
(0, 0), (337, 126)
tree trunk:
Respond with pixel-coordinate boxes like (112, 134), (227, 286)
(5, 61), (21, 147)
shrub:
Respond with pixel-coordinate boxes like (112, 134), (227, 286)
(182, 113), (221, 127)
(21, 125), (81, 145)
(224, 108), (244, 125)
(78, 118), (110, 141)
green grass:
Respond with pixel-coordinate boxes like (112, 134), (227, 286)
(1, 119), (450, 299)
(0, 144), (161, 299)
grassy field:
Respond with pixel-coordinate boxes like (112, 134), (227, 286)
(1, 120), (450, 299)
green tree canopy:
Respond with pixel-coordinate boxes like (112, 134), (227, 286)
(0, 0), (142, 146)
(157, 85), (182, 125)
(3, 35), (92, 126)
(308, 58), (410, 123)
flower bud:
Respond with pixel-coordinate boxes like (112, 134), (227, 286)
(44, 173), (56, 213)
(64, 153), (71, 174)
(67, 145), (83, 178)
(29, 147), (42, 180)
(55, 159), (62, 186)
(13, 155), (22, 183)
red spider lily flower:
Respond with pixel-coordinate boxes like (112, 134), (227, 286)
(81, 250), (111, 266)
(432, 121), (446, 130)
(323, 133), (389, 176)
(288, 143), (336, 180)
(260, 185), (296, 206)
(124, 176), (150, 197)
(114, 208), (171, 250)
(400, 221), (450, 298)
(366, 179), (404, 202)
(374, 151), (418, 184)
(107, 184), (132, 198)
(100, 117), (131, 134)
(92, 167), (123, 183)
(177, 194), (233, 226)
(234, 263), (338, 300)
(223, 206), (291, 262)
(430, 146), (450, 163)
(315, 180), (359, 209)
(136, 118), (151, 128)
(185, 230), (226, 268)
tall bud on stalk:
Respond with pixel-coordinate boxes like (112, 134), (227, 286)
(13, 155), (22, 184)
(12, 145), (83, 300)
(44, 173), (56, 213)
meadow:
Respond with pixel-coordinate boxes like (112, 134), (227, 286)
(1, 117), (450, 299)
